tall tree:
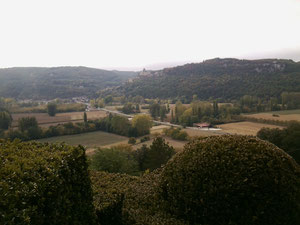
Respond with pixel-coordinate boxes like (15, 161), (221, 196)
(0, 111), (12, 130)
(18, 117), (41, 139)
(47, 102), (57, 116)
(171, 109), (174, 123)
(160, 105), (167, 121)
(18, 117), (39, 132)
(132, 114), (152, 136)
(149, 103), (160, 119)
(213, 101), (219, 118)
(83, 112), (87, 123)
(142, 137), (175, 171)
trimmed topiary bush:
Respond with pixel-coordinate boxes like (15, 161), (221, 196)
(0, 139), (96, 225)
(158, 135), (300, 225)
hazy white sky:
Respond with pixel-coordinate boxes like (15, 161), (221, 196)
(0, 0), (299, 70)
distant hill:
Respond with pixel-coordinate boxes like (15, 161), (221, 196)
(115, 58), (300, 101)
(0, 67), (137, 99)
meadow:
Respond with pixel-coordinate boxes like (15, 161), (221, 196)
(219, 121), (284, 136)
(244, 109), (300, 122)
(38, 130), (129, 152)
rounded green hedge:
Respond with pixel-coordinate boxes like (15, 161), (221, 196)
(158, 135), (300, 225)
(0, 139), (96, 225)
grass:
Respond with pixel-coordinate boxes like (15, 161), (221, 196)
(250, 109), (300, 115)
(244, 109), (300, 122)
(184, 128), (220, 137)
(219, 122), (283, 136)
(38, 131), (128, 149)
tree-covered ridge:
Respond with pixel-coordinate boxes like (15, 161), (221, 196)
(0, 66), (137, 99)
(118, 58), (300, 101)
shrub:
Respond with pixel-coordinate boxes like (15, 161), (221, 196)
(158, 135), (300, 225)
(163, 127), (188, 141)
(140, 136), (150, 142)
(128, 137), (136, 144)
(132, 114), (152, 136)
(0, 139), (96, 225)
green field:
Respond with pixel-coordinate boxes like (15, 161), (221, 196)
(38, 131), (128, 148)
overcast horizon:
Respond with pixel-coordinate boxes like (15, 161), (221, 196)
(0, 0), (299, 70)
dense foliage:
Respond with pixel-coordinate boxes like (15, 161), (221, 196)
(122, 169), (187, 225)
(90, 145), (139, 176)
(90, 171), (139, 225)
(116, 58), (300, 101)
(131, 114), (152, 136)
(149, 103), (168, 120)
(0, 97), (13, 130)
(90, 137), (175, 174)
(90, 170), (186, 225)
(172, 100), (240, 126)
(257, 121), (300, 164)
(120, 102), (140, 114)
(134, 137), (175, 171)
(0, 140), (96, 225)
(16, 117), (42, 140)
(0, 111), (12, 129)
(158, 135), (300, 225)
(0, 67), (136, 99)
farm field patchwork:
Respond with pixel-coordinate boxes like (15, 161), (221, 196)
(219, 122), (284, 136)
(11, 111), (107, 127)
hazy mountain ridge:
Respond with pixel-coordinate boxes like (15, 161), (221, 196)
(0, 66), (137, 99)
(116, 58), (300, 101)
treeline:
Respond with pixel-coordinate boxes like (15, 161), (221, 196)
(149, 103), (170, 121)
(0, 114), (152, 141)
(1, 98), (86, 114)
(257, 121), (300, 164)
(170, 100), (240, 126)
(237, 92), (300, 113)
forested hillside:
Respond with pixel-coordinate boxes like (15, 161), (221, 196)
(116, 58), (300, 101)
(0, 67), (136, 99)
